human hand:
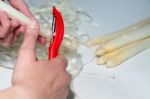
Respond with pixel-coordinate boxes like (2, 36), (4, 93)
(0, 0), (32, 46)
(9, 20), (71, 99)
(0, 0), (46, 46)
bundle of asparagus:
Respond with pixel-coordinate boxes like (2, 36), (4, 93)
(85, 17), (150, 68)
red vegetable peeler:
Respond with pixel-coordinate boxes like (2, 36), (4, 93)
(48, 6), (64, 59)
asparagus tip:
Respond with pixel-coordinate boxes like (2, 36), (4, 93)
(97, 56), (106, 65)
(96, 48), (106, 56)
(106, 59), (118, 68)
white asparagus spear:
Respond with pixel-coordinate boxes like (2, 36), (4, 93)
(105, 37), (150, 68)
(96, 24), (150, 56)
(0, 1), (52, 41)
(97, 38), (144, 65)
(84, 17), (150, 47)
(97, 56), (106, 65)
(97, 51), (117, 65)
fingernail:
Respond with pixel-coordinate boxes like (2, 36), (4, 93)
(29, 20), (37, 29)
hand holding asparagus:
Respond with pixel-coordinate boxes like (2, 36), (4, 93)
(0, 1), (52, 41)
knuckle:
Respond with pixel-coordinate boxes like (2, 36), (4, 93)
(58, 56), (68, 67)
(53, 60), (67, 70)
(63, 73), (72, 84)
(58, 72), (71, 88)
(11, 20), (19, 28)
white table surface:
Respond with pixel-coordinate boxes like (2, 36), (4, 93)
(72, 0), (150, 99)
(0, 0), (150, 99)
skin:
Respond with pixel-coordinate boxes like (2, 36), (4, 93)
(0, 0), (46, 46)
(0, 20), (71, 99)
(0, 0), (71, 99)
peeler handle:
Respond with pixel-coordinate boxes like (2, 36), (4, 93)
(48, 6), (64, 59)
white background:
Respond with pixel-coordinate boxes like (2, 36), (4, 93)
(0, 0), (150, 99)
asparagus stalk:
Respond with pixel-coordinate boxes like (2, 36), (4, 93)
(84, 17), (150, 47)
(97, 50), (118, 65)
(96, 24), (150, 56)
(104, 37), (150, 68)
(97, 39), (144, 65)
(0, 1), (52, 41)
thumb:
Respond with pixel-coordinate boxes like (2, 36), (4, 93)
(17, 20), (39, 63)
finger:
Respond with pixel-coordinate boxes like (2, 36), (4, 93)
(10, 20), (20, 32)
(15, 26), (26, 36)
(0, 12), (11, 38)
(1, 20), (21, 46)
(8, 0), (33, 18)
(0, 32), (14, 47)
(37, 35), (47, 45)
(18, 20), (39, 62)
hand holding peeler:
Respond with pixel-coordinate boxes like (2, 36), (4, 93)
(0, 1), (64, 59)
(48, 6), (64, 59)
